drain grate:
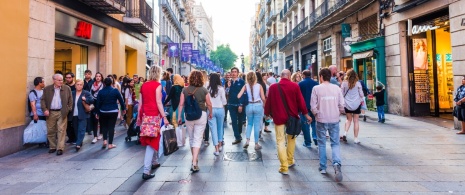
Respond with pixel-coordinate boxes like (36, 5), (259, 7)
(223, 151), (262, 162)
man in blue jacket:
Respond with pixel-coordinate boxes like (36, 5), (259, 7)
(228, 67), (245, 144)
(298, 70), (319, 147)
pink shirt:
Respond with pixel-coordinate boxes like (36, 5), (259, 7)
(310, 82), (345, 123)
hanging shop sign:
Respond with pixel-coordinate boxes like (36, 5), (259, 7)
(407, 19), (440, 36)
(168, 43), (179, 57)
(341, 23), (351, 38)
(55, 11), (104, 45)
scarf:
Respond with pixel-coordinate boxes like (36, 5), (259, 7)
(91, 81), (103, 98)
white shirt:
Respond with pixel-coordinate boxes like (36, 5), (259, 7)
(209, 86), (227, 108)
(51, 87), (62, 109)
(73, 93), (79, 116)
(267, 77), (277, 85)
(125, 88), (133, 105)
(246, 83), (261, 102)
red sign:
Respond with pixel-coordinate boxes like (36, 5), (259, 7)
(368, 94), (374, 100)
(75, 21), (92, 39)
(161, 59), (165, 66)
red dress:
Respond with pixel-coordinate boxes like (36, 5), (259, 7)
(139, 81), (162, 150)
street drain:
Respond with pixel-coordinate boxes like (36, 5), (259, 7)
(223, 151), (262, 162)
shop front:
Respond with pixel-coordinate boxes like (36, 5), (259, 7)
(54, 11), (104, 79)
(301, 43), (318, 80)
(350, 36), (386, 111)
(285, 55), (293, 71)
(407, 9), (453, 117)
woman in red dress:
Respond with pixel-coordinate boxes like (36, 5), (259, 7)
(137, 65), (169, 180)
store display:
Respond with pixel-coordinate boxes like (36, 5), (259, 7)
(414, 73), (430, 103)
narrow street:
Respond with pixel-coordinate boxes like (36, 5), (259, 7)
(0, 111), (464, 194)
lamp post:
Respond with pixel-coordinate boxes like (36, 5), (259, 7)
(241, 53), (245, 73)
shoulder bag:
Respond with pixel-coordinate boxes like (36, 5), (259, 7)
(277, 84), (301, 139)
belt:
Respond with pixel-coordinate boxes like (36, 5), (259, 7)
(249, 101), (262, 104)
(50, 109), (61, 111)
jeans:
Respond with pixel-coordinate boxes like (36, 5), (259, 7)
(90, 110), (100, 137)
(143, 145), (159, 174)
(274, 124), (296, 172)
(316, 122), (341, 170)
(246, 103), (263, 143)
(73, 116), (87, 146)
(228, 105), (245, 141)
(377, 105), (385, 121)
(99, 112), (118, 144)
(208, 108), (225, 146)
(300, 112), (317, 146)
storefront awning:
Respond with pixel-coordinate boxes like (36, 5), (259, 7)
(352, 50), (373, 60)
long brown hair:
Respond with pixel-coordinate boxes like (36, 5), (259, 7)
(345, 69), (359, 89)
(246, 72), (257, 101)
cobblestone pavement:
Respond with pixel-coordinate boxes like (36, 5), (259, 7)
(0, 111), (464, 194)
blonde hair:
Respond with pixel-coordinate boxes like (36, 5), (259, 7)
(246, 71), (257, 101)
(201, 70), (208, 82)
(75, 79), (84, 85)
(345, 69), (359, 89)
(291, 73), (302, 82)
(148, 65), (162, 81)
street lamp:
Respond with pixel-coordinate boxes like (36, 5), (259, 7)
(240, 53), (245, 73)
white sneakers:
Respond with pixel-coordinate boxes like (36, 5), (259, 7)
(91, 138), (97, 144)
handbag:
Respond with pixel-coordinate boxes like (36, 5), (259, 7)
(277, 84), (301, 139)
(162, 125), (179, 155)
(140, 114), (161, 137)
(82, 100), (93, 113)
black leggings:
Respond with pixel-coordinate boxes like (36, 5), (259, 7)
(99, 112), (118, 144)
(90, 110), (100, 137)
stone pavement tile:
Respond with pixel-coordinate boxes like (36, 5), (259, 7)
(355, 165), (405, 173)
(418, 181), (465, 192)
(266, 169), (308, 182)
(159, 181), (205, 192)
(188, 171), (228, 182)
(19, 161), (82, 173)
(225, 192), (306, 195)
(423, 173), (465, 181)
(151, 172), (191, 182)
(227, 171), (266, 182)
(397, 166), (440, 173)
(343, 172), (431, 182)
(0, 170), (62, 185)
(332, 182), (382, 192)
(364, 193), (410, 195)
(179, 192), (225, 195)
(89, 158), (131, 170)
(246, 181), (292, 192)
(132, 181), (164, 193)
(228, 161), (263, 167)
(114, 168), (148, 193)
(106, 157), (145, 178)
(375, 182), (429, 192)
(0, 182), (42, 194)
(211, 164), (245, 173)
(290, 181), (337, 192)
(84, 177), (127, 194)
(26, 180), (73, 194)
(203, 181), (246, 192)
(60, 170), (113, 184)
(302, 170), (339, 182)
(0, 168), (20, 179)
(173, 166), (212, 173)
(55, 183), (94, 195)
(316, 192), (366, 195)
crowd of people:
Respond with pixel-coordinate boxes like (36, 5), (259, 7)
(28, 64), (391, 182)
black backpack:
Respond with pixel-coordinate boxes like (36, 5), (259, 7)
(27, 90), (38, 113)
(184, 88), (202, 121)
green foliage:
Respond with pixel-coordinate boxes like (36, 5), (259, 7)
(210, 44), (238, 71)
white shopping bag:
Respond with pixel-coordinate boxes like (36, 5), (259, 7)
(176, 125), (186, 147)
(23, 120), (47, 145)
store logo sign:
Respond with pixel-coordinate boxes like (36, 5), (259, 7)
(75, 21), (92, 39)
(407, 19), (439, 36)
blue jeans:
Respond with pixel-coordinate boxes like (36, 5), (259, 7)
(73, 116), (87, 146)
(300, 112), (317, 146)
(316, 122), (341, 170)
(377, 106), (385, 121)
(208, 108), (225, 146)
(246, 103), (263, 143)
(228, 105), (246, 141)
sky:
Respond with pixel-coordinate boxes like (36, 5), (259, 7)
(197, 0), (258, 67)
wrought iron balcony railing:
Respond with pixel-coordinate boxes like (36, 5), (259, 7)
(123, 0), (153, 33)
(266, 10), (274, 26)
(279, 31), (293, 50)
(265, 35), (277, 47)
(280, 3), (288, 22)
(160, 35), (173, 44)
(160, 0), (185, 39)
(310, 0), (350, 28)
(259, 9), (265, 20)
(79, 0), (126, 14)
(259, 24), (266, 36)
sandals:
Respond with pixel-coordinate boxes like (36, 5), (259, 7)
(108, 144), (117, 149)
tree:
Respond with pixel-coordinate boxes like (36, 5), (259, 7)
(210, 44), (238, 71)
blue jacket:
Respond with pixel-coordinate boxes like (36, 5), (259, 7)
(227, 78), (245, 106)
(69, 90), (94, 120)
(95, 86), (126, 115)
(298, 77), (319, 111)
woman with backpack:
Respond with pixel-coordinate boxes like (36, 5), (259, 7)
(137, 65), (168, 180)
(164, 74), (185, 127)
(341, 69), (364, 144)
(237, 72), (266, 150)
(177, 70), (213, 173)
(207, 73), (226, 156)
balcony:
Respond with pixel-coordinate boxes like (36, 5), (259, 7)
(79, 0), (126, 14)
(259, 9), (265, 20)
(266, 10), (274, 26)
(279, 3), (288, 22)
(270, 9), (277, 21)
(160, 35), (173, 45)
(266, 0), (272, 5)
(265, 35), (278, 48)
(288, 0), (297, 11)
(309, 0), (371, 32)
(292, 17), (308, 40)
(123, 0), (153, 33)
(278, 31), (293, 51)
(160, 0), (186, 39)
(259, 24), (266, 36)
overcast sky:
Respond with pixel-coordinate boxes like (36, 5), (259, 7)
(197, 0), (258, 67)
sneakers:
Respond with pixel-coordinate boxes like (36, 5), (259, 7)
(319, 168), (327, 174)
(363, 115), (367, 122)
(381, 119), (385, 123)
(288, 163), (296, 168)
(91, 138), (97, 144)
(142, 173), (155, 180)
(213, 151), (220, 156)
(333, 163), (343, 182)
(232, 140), (241, 145)
(97, 135), (103, 140)
(302, 143), (312, 148)
(313, 139), (318, 146)
(354, 138), (360, 144)
(204, 141), (210, 147)
(254, 144), (262, 150)
(279, 170), (289, 175)
(243, 143), (249, 149)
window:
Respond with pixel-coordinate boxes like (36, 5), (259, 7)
(359, 14), (378, 41)
(323, 37), (332, 52)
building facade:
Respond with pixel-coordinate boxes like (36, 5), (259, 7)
(0, 0), (152, 157)
(180, 0), (199, 76)
(160, 0), (186, 74)
(194, 3), (214, 54)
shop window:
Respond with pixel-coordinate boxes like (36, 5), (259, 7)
(359, 14), (378, 41)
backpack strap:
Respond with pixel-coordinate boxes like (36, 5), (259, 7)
(30, 90), (38, 100)
(188, 87), (199, 96)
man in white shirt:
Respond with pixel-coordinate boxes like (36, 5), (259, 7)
(266, 72), (277, 85)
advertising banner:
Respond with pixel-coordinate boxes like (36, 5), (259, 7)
(168, 43), (179, 57)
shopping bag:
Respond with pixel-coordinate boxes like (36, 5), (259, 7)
(23, 120), (47, 145)
(162, 125), (178, 156)
(176, 125), (186, 147)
